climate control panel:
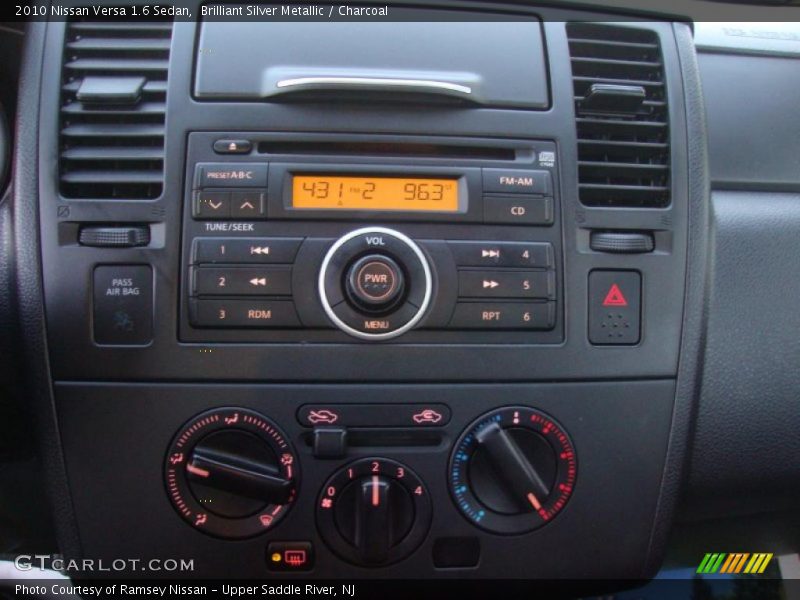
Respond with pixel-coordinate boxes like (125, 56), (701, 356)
(163, 404), (577, 566)
(59, 380), (674, 578)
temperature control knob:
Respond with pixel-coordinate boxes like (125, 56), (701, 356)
(165, 408), (299, 539)
(316, 458), (431, 566)
(449, 407), (576, 534)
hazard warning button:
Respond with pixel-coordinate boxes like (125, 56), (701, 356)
(589, 270), (641, 345)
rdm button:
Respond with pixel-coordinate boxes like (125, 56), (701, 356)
(93, 265), (153, 345)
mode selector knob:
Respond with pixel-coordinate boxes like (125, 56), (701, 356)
(346, 254), (404, 311)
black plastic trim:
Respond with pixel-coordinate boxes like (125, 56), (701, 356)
(642, 21), (708, 578)
(12, 20), (83, 560)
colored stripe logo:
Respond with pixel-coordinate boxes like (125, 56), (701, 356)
(697, 553), (773, 574)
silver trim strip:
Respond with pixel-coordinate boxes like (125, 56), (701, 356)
(276, 76), (472, 97)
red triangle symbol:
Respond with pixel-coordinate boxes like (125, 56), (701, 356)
(602, 284), (628, 307)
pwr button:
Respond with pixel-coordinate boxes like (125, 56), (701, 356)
(347, 254), (404, 309)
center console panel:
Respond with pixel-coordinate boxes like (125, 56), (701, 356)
(24, 6), (702, 581)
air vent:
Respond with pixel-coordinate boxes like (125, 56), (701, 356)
(59, 21), (173, 199)
(567, 23), (670, 208)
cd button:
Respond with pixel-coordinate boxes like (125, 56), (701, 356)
(483, 195), (553, 226)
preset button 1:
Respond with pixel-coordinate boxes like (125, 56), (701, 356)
(193, 238), (303, 264)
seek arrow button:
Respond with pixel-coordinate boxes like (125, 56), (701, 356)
(194, 192), (231, 219)
(231, 191), (266, 218)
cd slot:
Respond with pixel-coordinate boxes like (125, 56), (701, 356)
(256, 141), (515, 162)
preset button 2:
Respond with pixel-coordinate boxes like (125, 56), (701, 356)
(193, 267), (292, 296)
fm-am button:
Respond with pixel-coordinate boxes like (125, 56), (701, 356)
(482, 169), (552, 195)
(449, 302), (555, 330)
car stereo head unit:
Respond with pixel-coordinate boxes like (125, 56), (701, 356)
(181, 132), (562, 345)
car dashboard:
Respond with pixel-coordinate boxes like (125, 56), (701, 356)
(0, 2), (799, 593)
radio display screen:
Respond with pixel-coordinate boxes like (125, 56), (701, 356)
(291, 175), (459, 212)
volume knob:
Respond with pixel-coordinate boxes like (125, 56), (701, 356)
(318, 227), (432, 340)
